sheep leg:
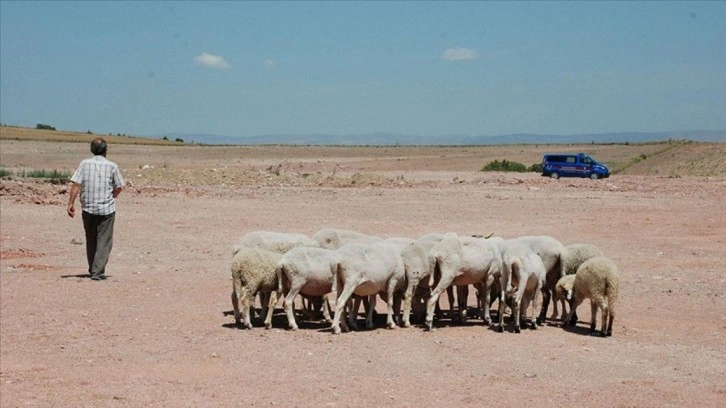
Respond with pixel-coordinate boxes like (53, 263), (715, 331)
(321, 295), (333, 324)
(401, 278), (420, 328)
(263, 291), (278, 329)
(239, 288), (254, 329)
(425, 275), (455, 331)
(606, 306), (614, 337)
(231, 290), (241, 326)
(600, 303), (609, 337)
(365, 295), (377, 330)
(385, 278), (401, 330)
(393, 291), (403, 327)
(446, 285), (457, 322)
(588, 299), (598, 335)
(283, 282), (303, 331)
(348, 296), (362, 331)
(456, 285), (469, 325)
(331, 282), (357, 335)
(551, 293), (560, 320)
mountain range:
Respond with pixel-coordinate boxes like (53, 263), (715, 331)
(159, 130), (726, 146)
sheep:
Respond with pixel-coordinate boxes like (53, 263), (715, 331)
(425, 234), (502, 331)
(273, 246), (342, 331)
(231, 247), (282, 329)
(313, 228), (384, 329)
(330, 241), (407, 334)
(231, 231), (321, 322)
(384, 237), (434, 328)
(553, 243), (605, 320)
(561, 256), (620, 337)
(312, 227), (382, 249)
(563, 243), (605, 276)
(552, 274), (576, 322)
(499, 235), (566, 325)
(496, 242), (546, 333)
(233, 230), (318, 256)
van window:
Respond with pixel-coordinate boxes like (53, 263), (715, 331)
(546, 155), (567, 163)
(581, 156), (592, 165)
(565, 156), (575, 164)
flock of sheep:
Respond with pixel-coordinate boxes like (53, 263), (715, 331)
(229, 228), (621, 337)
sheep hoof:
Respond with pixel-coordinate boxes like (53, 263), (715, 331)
(535, 317), (544, 326)
(606, 330), (613, 337)
(332, 326), (342, 335)
(289, 325), (299, 331)
(514, 326), (521, 334)
(495, 325), (504, 333)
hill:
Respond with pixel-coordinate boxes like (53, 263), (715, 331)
(1, 126), (724, 176)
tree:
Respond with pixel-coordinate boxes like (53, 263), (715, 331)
(36, 123), (56, 131)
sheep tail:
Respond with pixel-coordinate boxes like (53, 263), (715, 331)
(276, 264), (284, 294)
(332, 262), (342, 294)
(429, 256), (442, 288)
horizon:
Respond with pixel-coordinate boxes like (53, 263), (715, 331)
(1, 1), (725, 139)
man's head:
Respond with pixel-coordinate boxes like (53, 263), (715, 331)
(90, 138), (107, 156)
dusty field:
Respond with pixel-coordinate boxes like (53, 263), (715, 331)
(1, 138), (725, 407)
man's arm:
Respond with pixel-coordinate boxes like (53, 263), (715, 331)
(67, 182), (81, 218)
(112, 186), (123, 198)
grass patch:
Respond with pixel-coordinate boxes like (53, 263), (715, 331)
(0, 167), (12, 178)
(8, 168), (72, 184)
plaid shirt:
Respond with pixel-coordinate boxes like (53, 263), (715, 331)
(71, 155), (125, 215)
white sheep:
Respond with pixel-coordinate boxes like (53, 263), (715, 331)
(561, 256), (620, 337)
(313, 228), (383, 329)
(273, 246), (342, 331)
(231, 247), (282, 329)
(553, 243), (605, 320)
(233, 230), (318, 256)
(231, 231), (319, 323)
(425, 234), (502, 331)
(552, 274), (576, 321)
(563, 243), (605, 276)
(496, 242), (546, 333)
(330, 241), (407, 334)
(313, 227), (383, 249)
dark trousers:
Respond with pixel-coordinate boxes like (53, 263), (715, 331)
(82, 211), (115, 277)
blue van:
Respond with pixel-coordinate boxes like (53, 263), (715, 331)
(541, 153), (610, 179)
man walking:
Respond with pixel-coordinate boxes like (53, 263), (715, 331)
(67, 137), (125, 280)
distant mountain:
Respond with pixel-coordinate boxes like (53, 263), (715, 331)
(159, 130), (726, 146)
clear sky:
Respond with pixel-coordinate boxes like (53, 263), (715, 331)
(1, 1), (724, 138)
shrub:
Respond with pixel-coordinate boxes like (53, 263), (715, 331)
(174, 138), (184, 143)
(0, 167), (12, 178)
(480, 159), (528, 172)
(36, 123), (56, 131)
(528, 162), (543, 173)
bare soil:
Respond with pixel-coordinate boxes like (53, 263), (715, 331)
(1, 138), (725, 407)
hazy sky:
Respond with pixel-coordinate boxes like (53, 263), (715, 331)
(1, 1), (724, 138)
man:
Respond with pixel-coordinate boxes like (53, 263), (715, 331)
(67, 138), (125, 281)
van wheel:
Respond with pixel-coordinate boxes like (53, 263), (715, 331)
(550, 172), (560, 179)
(590, 173), (599, 180)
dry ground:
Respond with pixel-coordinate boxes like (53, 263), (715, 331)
(1, 136), (725, 407)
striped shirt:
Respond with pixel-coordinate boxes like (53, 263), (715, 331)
(70, 155), (125, 215)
